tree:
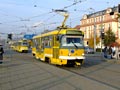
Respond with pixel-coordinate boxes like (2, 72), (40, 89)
(88, 35), (100, 48)
(88, 36), (94, 48)
(116, 13), (120, 20)
(103, 28), (115, 46)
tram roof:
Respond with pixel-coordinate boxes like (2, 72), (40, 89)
(33, 28), (83, 39)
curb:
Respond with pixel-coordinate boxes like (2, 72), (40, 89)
(102, 58), (120, 64)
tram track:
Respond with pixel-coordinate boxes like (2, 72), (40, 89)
(60, 62), (120, 90)
(19, 52), (120, 90)
(7, 51), (120, 90)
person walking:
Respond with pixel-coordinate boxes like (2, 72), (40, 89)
(0, 44), (4, 64)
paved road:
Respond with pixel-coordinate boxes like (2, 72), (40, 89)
(61, 53), (120, 90)
(0, 50), (120, 90)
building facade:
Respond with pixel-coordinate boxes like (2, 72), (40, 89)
(80, 5), (120, 47)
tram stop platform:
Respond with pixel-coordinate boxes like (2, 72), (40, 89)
(0, 56), (119, 90)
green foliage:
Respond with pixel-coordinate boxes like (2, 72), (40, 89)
(117, 13), (120, 19)
(103, 28), (115, 46)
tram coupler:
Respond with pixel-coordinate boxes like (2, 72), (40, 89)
(75, 62), (81, 66)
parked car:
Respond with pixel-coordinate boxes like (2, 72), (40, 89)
(84, 46), (94, 54)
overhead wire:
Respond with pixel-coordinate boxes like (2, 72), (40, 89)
(31, 0), (86, 22)
(63, 0), (86, 9)
(28, 11), (53, 19)
(0, 9), (23, 20)
(36, 0), (87, 28)
(0, 0), (87, 34)
(27, 0), (87, 20)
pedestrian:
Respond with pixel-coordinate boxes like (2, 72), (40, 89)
(116, 46), (120, 60)
(0, 44), (4, 64)
(112, 46), (116, 59)
(103, 46), (107, 58)
(112, 46), (116, 56)
(108, 46), (113, 59)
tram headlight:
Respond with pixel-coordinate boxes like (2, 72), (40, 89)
(82, 53), (85, 56)
(68, 53), (71, 56)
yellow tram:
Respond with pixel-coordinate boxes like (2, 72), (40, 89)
(32, 10), (85, 66)
(12, 39), (29, 53)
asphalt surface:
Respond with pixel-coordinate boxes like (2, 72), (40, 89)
(0, 50), (120, 90)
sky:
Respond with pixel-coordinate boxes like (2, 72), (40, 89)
(0, 0), (120, 37)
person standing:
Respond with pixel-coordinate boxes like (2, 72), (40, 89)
(103, 46), (108, 58)
(0, 44), (4, 64)
(108, 46), (113, 59)
(116, 46), (120, 60)
(112, 46), (116, 59)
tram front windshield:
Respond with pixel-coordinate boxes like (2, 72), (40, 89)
(61, 36), (84, 48)
(22, 42), (28, 46)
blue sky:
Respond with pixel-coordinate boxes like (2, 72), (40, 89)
(0, 0), (120, 35)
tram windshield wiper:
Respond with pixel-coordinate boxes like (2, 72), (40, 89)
(71, 41), (78, 49)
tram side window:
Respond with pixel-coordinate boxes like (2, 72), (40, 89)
(32, 39), (36, 47)
(18, 42), (21, 46)
(35, 39), (39, 49)
(42, 36), (52, 48)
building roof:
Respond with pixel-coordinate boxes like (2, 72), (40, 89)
(81, 6), (118, 20)
(74, 25), (80, 29)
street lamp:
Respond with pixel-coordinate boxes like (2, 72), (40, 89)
(89, 8), (96, 52)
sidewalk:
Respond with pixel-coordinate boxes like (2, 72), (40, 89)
(97, 52), (120, 64)
(102, 56), (120, 64)
(104, 59), (120, 64)
(0, 57), (119, 90)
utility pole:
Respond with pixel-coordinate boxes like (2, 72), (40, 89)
(118, 4), (120, 39)
(70, 18), (72, 28)
(90, 8), (96, 52)
(100, 11), (105, 59)
(100, 11), (104, 53)
(94, 14), (96, 52)
(117, 4), (120, 60)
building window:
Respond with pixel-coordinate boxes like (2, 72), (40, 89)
(102, 16), (104, 21)
(100, 16), (101, 22)
(95, 18), (96, 22)
(97, 17), (99, 22)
